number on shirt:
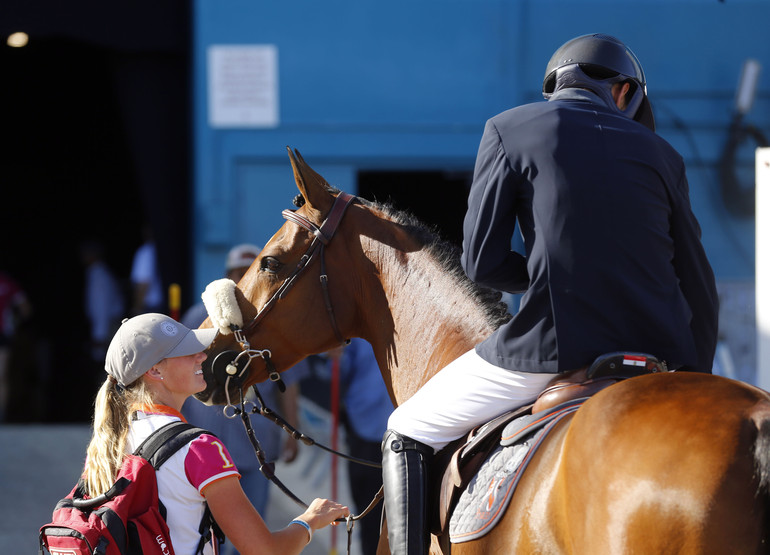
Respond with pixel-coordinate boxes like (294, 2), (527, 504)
(211, 440), (235, 469)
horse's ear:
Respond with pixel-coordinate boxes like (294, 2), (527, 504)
(286, 147), (334, 214)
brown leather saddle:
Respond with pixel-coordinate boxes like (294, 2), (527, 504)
(430, 352), (669, 542)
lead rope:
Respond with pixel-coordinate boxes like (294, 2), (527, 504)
(229, 384), (384, 554)
(219, 341), (384, 555)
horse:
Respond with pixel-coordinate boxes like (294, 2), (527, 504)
(197, 147), (770, 554)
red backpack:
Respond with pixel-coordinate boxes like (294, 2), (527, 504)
(39, 421), (221, 555)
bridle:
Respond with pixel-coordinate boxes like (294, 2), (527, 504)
(212, 191), (357, 394)
(243, 191), (357, 342)
(210, 191), (384, 550)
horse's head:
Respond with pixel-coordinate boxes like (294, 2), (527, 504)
(197, 147), (362, 404)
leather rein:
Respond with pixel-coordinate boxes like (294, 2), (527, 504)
(219, 191), (384, 547)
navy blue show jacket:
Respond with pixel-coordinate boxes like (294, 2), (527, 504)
(462, 89), (718, 374)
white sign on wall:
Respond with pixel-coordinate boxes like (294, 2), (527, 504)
(208, 44), (279, 128)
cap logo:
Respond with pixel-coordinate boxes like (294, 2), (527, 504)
(160, 321), (179, 337)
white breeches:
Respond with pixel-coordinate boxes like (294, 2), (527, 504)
(386, 348), (555, 452)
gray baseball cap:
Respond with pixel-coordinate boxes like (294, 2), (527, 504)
(105, 313), (218, 386)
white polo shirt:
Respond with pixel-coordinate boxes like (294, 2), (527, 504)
(126, 405), (241, 554)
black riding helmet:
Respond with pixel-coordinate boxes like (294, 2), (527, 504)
(542, 33), (655, 131)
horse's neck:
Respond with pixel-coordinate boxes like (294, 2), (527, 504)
(362, 237), (495, 404)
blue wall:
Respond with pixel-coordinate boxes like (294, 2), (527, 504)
(191, 1), (769, 324)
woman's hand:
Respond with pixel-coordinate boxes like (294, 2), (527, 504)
(206, 478), (349, 554)
(297, 497), (350, 532)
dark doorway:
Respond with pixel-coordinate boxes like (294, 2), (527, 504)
(0, 38), (144, 422)
(357, 170), (473, 247)
(0, 3), (191, 422)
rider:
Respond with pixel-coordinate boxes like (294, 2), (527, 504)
(381, 33), (718, 554)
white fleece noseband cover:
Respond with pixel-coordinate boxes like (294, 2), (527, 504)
(201, 278), (244, 335)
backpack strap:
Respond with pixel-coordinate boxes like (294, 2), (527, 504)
(133, 420), (225, 552)
(133, 420), (210, 469)
(196, 504), (225, 555)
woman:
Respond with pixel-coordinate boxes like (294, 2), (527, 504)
(84, 313), (349, 554)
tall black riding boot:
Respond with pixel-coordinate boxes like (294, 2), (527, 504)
(381, 429), (434, 555)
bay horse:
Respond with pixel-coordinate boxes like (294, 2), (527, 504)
(198, 148), (770, 554)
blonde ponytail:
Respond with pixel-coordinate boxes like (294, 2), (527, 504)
(83, 376), (154, 497)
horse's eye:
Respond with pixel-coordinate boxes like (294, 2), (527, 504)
(260, 257), (281, 274)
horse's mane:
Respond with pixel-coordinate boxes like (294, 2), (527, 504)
(757, 418), (770, 494)
(363, 197), (512, 331)
(293, 190), (512, 330)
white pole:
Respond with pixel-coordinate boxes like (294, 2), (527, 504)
(756, 147), (770, 391)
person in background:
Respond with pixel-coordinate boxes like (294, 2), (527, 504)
(0, 270), (32, 422)
(79, 240), (125, 364)
(182, 243), (304, 555)
(381, 33), (719, 554)
(131, 223), (164, 315)
(338, 338), (393, 555)
(181, 244), (262, 329)
(84, 313), (349, 555)
(298, 341), (392, 555)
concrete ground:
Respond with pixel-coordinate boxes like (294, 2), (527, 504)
(3, 396), (373, 554)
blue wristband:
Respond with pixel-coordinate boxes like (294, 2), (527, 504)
(290, 518), (312, 543)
